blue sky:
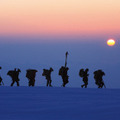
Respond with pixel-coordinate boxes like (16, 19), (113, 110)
(0, 36), (119, 88)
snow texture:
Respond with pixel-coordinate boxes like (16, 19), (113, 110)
(0, 87), (120, 120)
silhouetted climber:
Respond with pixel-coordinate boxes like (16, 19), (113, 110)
(26, 69), (38, 86)
(0, 67), (4, 86)
(7, 68), (21, 86)
(93, 70), (106, 88)
(59, 52), (69, 87)
(42, 67), (53, 87)
(79, 68), (89, 88)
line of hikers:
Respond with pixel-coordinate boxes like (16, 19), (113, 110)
(0, 52), (106, 88)
(0, 67), (105, 88)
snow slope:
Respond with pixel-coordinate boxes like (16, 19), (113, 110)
(0, 87), (120, 120)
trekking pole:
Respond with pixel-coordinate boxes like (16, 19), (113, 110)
(102, 81), (106, 88)
(103, 83), (106, 88)
(2, 81), (4, 86)
(65, 51), (68, 68)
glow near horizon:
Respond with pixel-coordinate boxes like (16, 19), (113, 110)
(0, 0), (120, 37)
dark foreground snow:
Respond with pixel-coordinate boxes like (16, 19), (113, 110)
(0, 87), (120, 120)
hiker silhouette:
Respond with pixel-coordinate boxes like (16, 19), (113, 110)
(59, 66), (69, 87)
(79, 68), (89, 88)
(93, 69), (106, 88)
(59, 52), (69, 87)
(7, 68), (21, 86)
(0, 67), (4, 86)
(42, 67), (53, 87)
(26, 69), (38, 86)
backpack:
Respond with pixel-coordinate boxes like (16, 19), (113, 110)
(26, 69), (37, 80)
(59, 66), (64, 76)
(79, 69), (84, 77)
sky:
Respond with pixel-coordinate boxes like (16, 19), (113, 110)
(0, 0), (120, 38)
(0, 0), (120, 88)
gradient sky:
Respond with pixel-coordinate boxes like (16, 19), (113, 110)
(0, 0), (120, 38)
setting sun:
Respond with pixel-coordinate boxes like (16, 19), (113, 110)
(107, 39), (115, 46)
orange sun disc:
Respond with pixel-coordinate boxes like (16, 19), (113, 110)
(107, 39), (115, 46)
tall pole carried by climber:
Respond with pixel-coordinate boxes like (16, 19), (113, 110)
(59, 52), (69, 87)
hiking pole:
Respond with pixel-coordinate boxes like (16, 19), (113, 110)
(102, 81), (106, 88)
(2, 81), (4, 86)
(103, 83), (106, 88)
(65, 51), (68, 68)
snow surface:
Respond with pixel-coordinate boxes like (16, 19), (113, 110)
(0, 87), (120, 120)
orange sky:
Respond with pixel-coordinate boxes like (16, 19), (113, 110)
(0, 0), (120, 36)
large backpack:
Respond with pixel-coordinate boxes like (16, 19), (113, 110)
(59, 66), (64, 76)
(26, 69), (37, 80)
(59, 66), (68, 76)
(79, 69), (84, 77)
(7, 70), (14, 79)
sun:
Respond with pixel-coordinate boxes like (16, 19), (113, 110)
(107, 39), (115, 46)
